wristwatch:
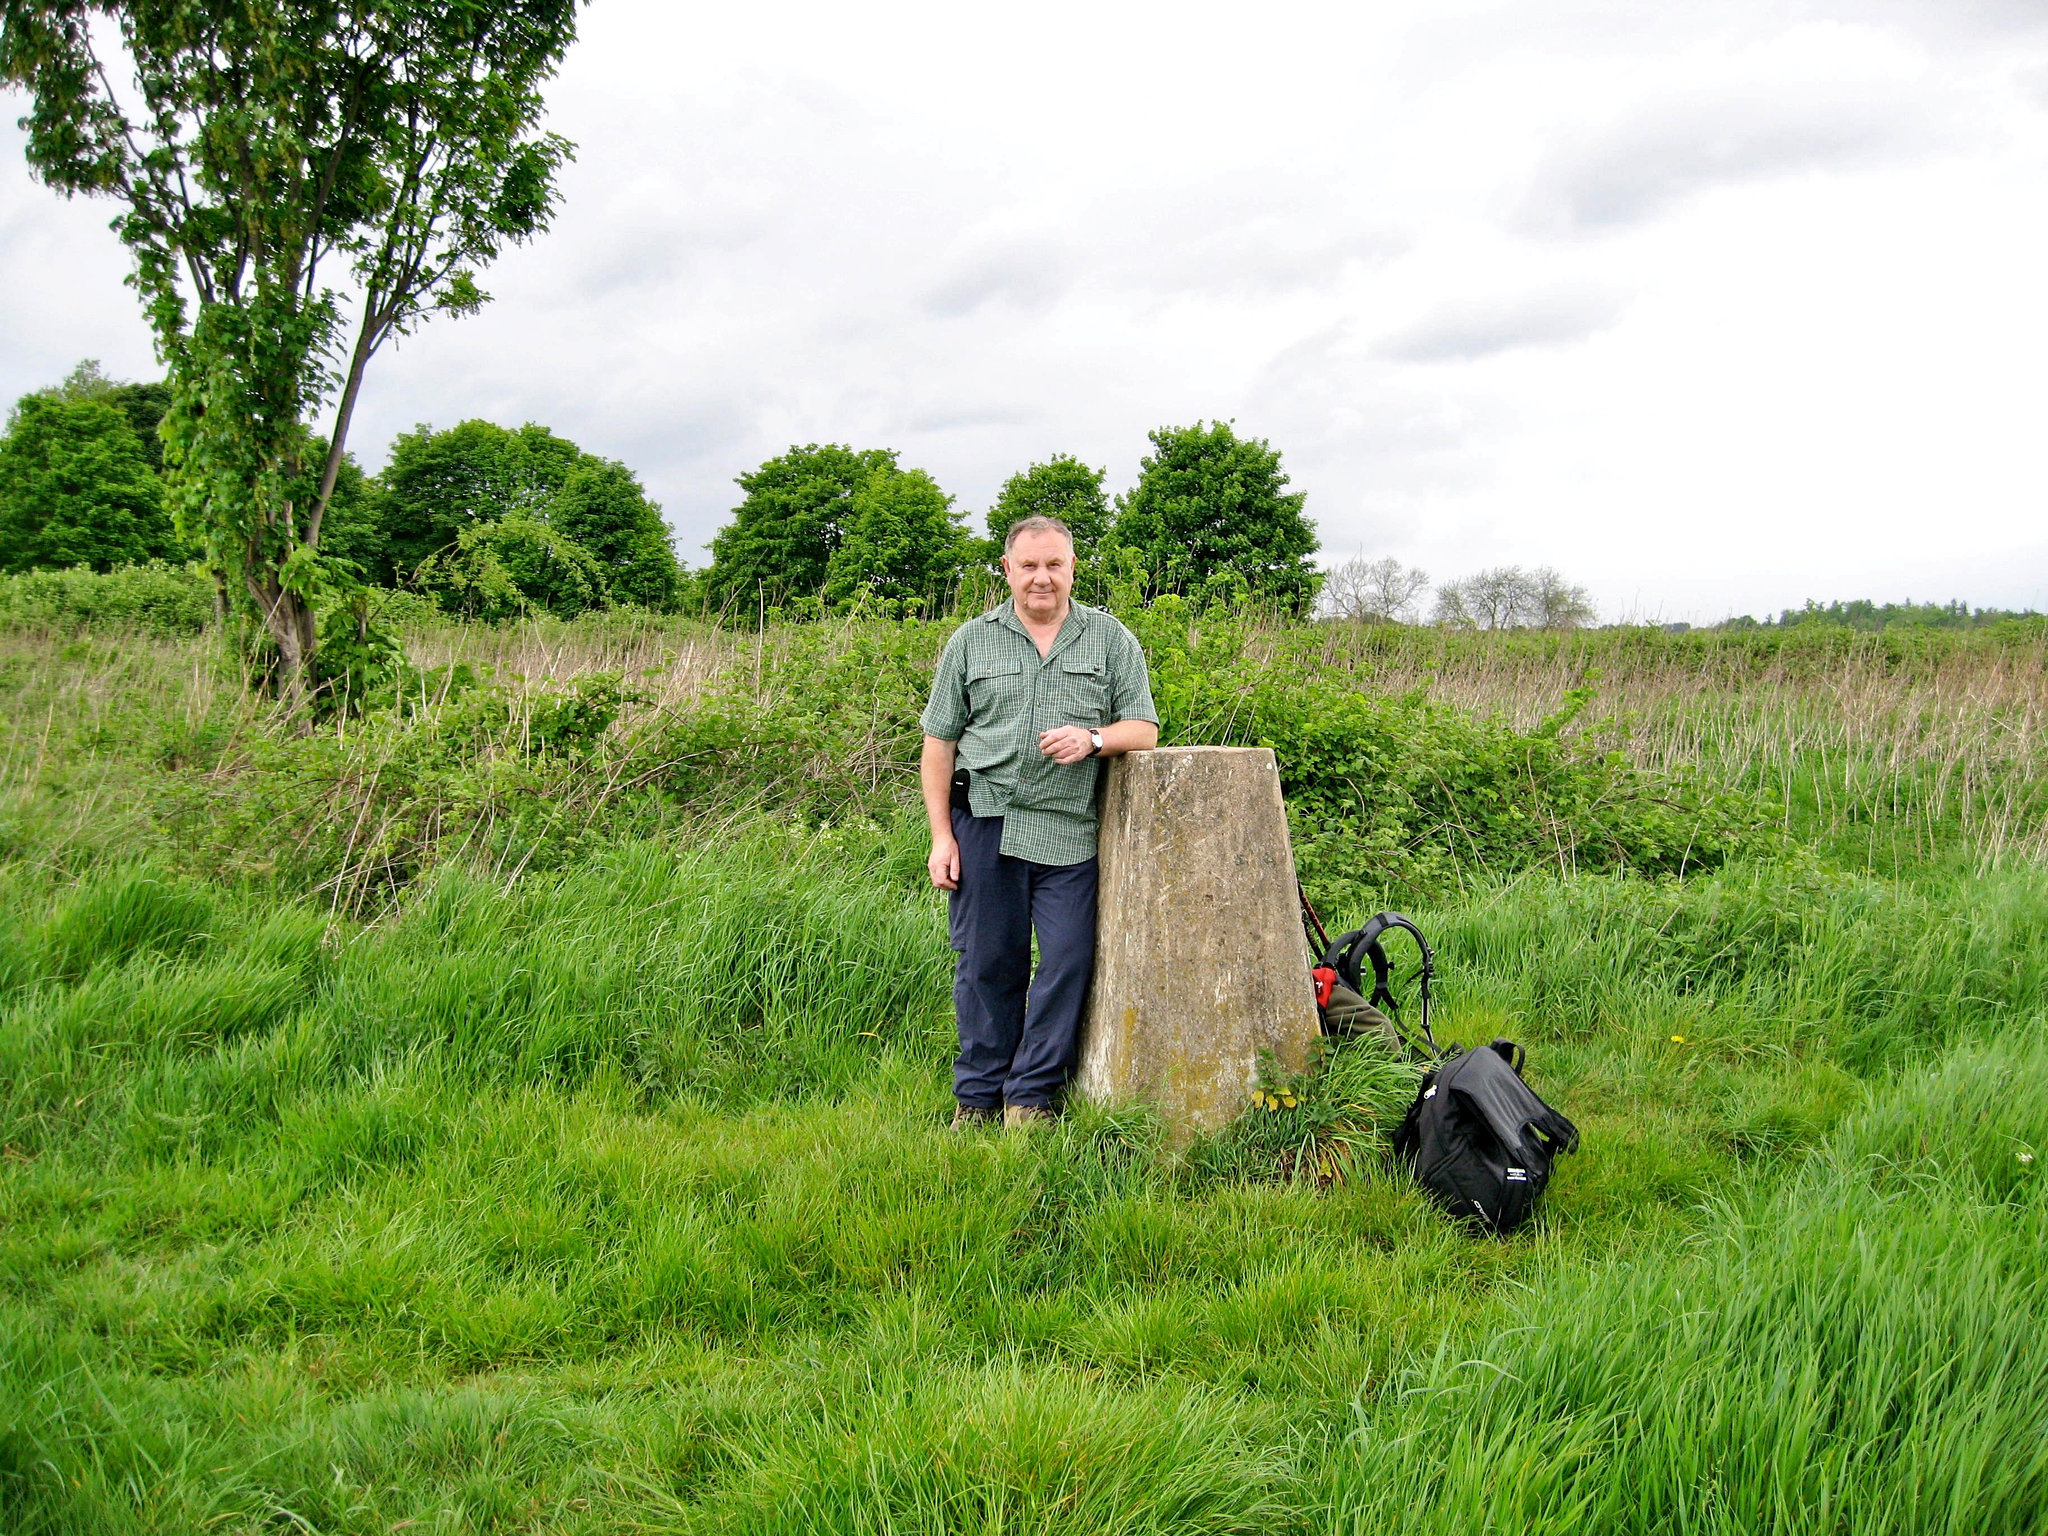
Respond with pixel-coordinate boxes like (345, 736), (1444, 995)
(1086, 729), (1104, 757)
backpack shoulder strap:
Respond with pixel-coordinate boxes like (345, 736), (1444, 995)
(1323, 911), (1440, 1060)
(1365, 912), (1438, 1057)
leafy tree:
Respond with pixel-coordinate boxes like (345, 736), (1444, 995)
(0, 392), (174, 571)
(311, 450), (382, 583)
(379, 420), (584, 584)
(64, 362), (173, 476)
(379, 420), (680, 615)
(0, 0), (580, 688)
(1760, 598), (2041, 632)
(553, 460), (683, 611)
(985, 455), (1110, 563)
(824, 466), (972, 613)
(1104, 421), (1320, 613)
(415, 511), (605, 623)
(705, 444), (898, 616)
(34, 359), (173, 471)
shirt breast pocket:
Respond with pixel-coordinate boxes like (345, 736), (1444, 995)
(1058, 657), (1109, 722)
(967, 658), (1025, 716)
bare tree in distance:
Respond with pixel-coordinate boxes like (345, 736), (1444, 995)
(1432, 565), (1597, 630)
(1433, 566), (1523, 629)
(1529, 566), (1598, 629)
(1320, 555), (1431, 622)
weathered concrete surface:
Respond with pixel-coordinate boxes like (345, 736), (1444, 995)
(1074, 746), (1319, 1138)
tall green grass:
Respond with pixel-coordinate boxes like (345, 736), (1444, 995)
(2, 607), (2045, 1530)
(1327, 1027), (2048, 1535)
(3, 841), (2045, 1531)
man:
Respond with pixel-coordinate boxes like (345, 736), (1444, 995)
(920, 515), (1159, 1129)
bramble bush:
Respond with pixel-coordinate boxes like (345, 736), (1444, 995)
(1118, 594), (1783, 907)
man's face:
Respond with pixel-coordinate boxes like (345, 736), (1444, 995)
(1003, 529), (1075, 621)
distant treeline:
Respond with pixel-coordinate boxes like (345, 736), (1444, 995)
(1721, 598), (2041, 633)
(0, 363), (684, 621)
(0, 362), (1326, 623)
(3, 360), (2035, 635)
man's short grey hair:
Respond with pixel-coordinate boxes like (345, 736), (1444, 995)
(1003, 515), (1075, 555)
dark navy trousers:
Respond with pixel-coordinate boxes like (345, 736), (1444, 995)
(948, 809), (1099, 1109)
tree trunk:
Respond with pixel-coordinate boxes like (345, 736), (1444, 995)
(248, 571), (317, 696)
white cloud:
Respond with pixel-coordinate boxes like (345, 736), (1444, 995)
(3, 0), (2047, 618)
(1520, 88), (1944, 233)
(1376, 286), (1627, 362)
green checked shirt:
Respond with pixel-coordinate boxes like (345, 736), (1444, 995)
(921, 599), (1159, 866)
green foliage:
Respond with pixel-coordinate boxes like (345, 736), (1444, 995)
(0, 392), (175, 572)
(987, 454), (1112, 565)
(0, 561), (213, 635)
(527, 673), (645, 758)
(1110, 599), (1782, 906)
(0, 0), (581, 681)
(25, 359), (176, 477)
(649, 619), (948, 822)
(706, 443), (902, 616)
(102, 380), (171, 474)
(552, 459), (684, 611)
(378, 419), (584, 582)
(822, 465), (973, 614)
(379, 421), (681, 617)
(311, 589), (409, 720)
(307, 448), (383, 582)
(415, 510), (609, 622)
(1749, 596), (2043, 631)
(1273, 684), (1776, 901)
(1105, 421), (1321, 614)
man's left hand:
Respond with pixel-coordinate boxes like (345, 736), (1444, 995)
(1039, 725), (1095, 765)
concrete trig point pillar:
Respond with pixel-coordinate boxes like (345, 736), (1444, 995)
(1074, 746), (1319, 1138)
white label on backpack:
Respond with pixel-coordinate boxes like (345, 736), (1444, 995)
(1423, 1085), (1437, 1099)
(1506, 1168), (1528, 1181)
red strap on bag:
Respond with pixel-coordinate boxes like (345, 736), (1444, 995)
(1312, 966), (1336, 1009)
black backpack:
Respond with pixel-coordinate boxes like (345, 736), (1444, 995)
(1299, 887), (1578, 1234)
(1393, 1040), (1579, 1234)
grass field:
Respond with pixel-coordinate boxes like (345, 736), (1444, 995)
(2, 596), (2045, 1532)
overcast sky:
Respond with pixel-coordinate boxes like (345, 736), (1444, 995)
(5, 0), (2047, 621)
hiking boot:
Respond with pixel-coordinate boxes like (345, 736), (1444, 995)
(950, 1105), (1000, 1131)
(1003, 1104), (1057, 1130)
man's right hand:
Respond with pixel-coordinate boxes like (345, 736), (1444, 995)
(928, 834), (961, 891)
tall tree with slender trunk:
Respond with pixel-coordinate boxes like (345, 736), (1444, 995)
(0, 0), (580, 687)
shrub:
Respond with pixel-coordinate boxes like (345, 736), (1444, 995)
(1116, 598), (1783, 907)
(0, 562), (213, 636)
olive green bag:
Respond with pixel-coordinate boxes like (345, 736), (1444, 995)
(1320, 979), (1404, 1050)
(1300, 889), (1439, 1060)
